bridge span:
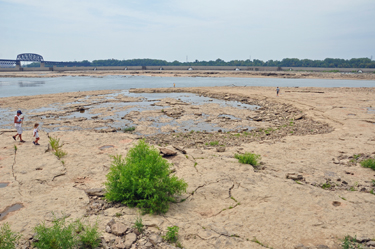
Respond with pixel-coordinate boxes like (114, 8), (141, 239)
(0, 53), (81, 68)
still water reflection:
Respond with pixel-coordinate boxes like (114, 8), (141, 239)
(0, 75), (374, 98)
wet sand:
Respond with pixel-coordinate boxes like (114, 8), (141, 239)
(1, 86), (375, 248)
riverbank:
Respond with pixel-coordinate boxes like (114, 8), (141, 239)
(1, 69), (375, 80)
(1, 86), (375, 248)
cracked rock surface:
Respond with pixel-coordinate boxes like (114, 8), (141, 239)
(1, 86), (375, 248)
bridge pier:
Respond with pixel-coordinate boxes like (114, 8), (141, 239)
(15, 60), (21, 70)
(40, 62), (45, 67)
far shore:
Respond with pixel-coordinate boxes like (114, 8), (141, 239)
(1, 69), (375, 80)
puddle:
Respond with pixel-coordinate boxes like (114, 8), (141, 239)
(99, 145), (114, 150)
(0, 91), (259, 135)
(0, 203), (24, 221)
(0, 182), (9, 188)
(347, 113), (356, 116)
(367, 107), (375, 114)
(217, 114), (241, 120)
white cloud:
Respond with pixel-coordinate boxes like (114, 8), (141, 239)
(0, 0), (374, 61)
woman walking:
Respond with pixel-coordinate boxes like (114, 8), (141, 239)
(13, 110), (25, 142)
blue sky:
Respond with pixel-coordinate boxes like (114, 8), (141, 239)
(0, 0), (374, 62)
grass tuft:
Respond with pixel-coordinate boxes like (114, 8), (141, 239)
(234, 153), (261, 166)
(163, 226), (179, 244)
(341, 235), (358, 249)
(360, 158), (375, 170)
(321, 183), (331, 189)
(49, 137), (67, 160)
(49, 137), (62, 151)
(54, 150), (67, 159)
(133, 216), (144, 233)
(209, 141), (219, 146)
(123, 126), (136, 132)
(77, 221), (101, 249)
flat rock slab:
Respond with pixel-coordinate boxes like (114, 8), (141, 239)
(85, 188), (106, 197)
(111, 223), (128, 236)
(216, 147), (226, 152)
(159, 148), (177, 156)
(124, 233), (137, 248)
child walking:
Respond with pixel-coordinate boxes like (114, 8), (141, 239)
(33, 123), (40, 145)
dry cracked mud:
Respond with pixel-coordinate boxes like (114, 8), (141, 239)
(1, 85), (375, 249)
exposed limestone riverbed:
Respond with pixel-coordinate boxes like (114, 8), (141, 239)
(1, 86), (375, 249)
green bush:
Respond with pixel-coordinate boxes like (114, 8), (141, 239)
(0, 223), (21, 249)
(33, 217), (77, 249)
(360, 158), (375, 170)
(77, 221), (101, 249)
(105, 140), (188, 214)
(123, 126), (136, 132)
(234, 153), (261, 166)
(33, 216), (101, 249)
(163, 226), (179, 243)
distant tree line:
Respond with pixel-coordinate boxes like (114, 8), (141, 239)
(25, 57), (375, 68)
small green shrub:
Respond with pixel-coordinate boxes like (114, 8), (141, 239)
(163, 226), (179, 243)
(54, 150), (67, 159)
(77, 221), (101, 249)
(33, 216), (101, 249)
(0, 223), (21, 249)
(105, 140), (188, 214)
(209, 141), (219, 146)
(133, 217), (144, 233)
(360, 158), (375, 170)
(321, 183), (331, 189)
(33, 217), (77, 249)
(341, 235), (358, 249)
(234, 153), (261, 166)
(353, 154), (360, 160)
(123, 126), (136, 132)
(49, 137), (62, 151)
(349, 186), (356, 191)
(49, 137), (67, 160)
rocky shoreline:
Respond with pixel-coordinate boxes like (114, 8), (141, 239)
(1, 69), (375, 80)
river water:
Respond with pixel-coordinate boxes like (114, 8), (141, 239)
(0, 75), (374, 98)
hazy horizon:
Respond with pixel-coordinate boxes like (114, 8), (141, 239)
(1, 0), (374, 62)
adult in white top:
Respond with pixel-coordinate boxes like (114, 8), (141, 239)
(13, 110), (25, 142)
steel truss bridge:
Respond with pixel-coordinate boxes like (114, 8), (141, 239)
(0, 53), (79, 66)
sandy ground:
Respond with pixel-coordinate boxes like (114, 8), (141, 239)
(1, 86), (375, 249)
(1, 69), (375, 80)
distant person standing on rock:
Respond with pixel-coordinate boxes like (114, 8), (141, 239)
(173, 83), (176, 88)
(276, 87), (280, 96)
(13, 110), (25, 142)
